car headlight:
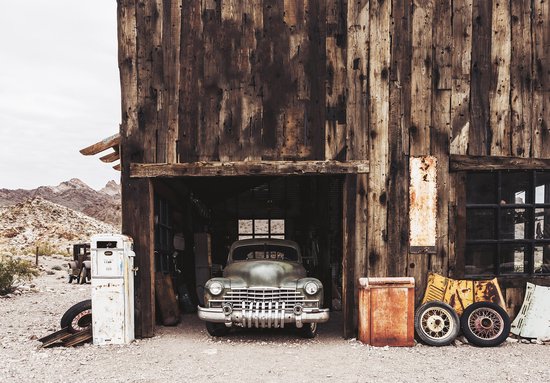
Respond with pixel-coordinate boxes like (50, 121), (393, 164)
(304, 281), (319, 295)
(208, 281), (223, 296)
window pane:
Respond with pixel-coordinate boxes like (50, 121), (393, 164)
(499, 244), (528, 274)
(467, 209), (496, 240)
(239, 235), (253, 240)
(535, 208), (550, 239)
(238, 219), (253, 234)
(255, 219), (269, 234)
(271, 235), (285, 239)
(501, 172), (531, 204)
(465, 244), (495, 275)
(536, 172), (550, 204)
(467, 173), (497, 204)
(500, 208), (531, 240)
(534, 245), (550, 274)
(271, 219), (285, 234)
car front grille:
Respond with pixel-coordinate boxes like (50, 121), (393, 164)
(210, 288), (314, 310)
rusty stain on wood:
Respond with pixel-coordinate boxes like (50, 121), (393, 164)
(409, 156), (437, 253)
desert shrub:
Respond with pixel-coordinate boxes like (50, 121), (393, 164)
(33, 242), (57, 256)
(0, 256), (39, 294)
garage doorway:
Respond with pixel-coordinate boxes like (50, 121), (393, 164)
(152, 175), (345, 332)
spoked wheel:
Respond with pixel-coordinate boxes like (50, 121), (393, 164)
(414, 301), (460, 346)
(460, 302), (510, 347)
(60, 300), (92, 333)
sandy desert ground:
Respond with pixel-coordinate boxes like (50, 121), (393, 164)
(1, 255), (549, 383)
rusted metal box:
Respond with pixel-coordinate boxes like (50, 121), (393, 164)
(358, 277), (415, 347)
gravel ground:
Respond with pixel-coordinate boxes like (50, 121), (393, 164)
(1, 255), (549, 383)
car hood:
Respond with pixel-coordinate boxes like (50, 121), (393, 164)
(223, 260), (306, 288)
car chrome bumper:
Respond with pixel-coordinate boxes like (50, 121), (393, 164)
(197, 306), (330, 328)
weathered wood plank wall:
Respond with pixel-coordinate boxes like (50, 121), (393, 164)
(118, 0), (550, 335)
(120, 0), (550, 164)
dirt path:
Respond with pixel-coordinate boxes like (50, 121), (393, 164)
(1, 255), (549, 383)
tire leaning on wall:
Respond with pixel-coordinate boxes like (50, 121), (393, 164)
(414, 301), (460, 346)
(460, 302), (511, 347)
(60, 299), (92, 333)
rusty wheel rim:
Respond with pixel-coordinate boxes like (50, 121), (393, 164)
(420, 307), (455, 340)
(71, 309), (92, 332)
(467, 307), (504, 340)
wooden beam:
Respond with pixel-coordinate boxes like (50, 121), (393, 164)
(113, 163), (121, 171)
(130, 160), (369, 178)
(450, 155), (550, 171)
(100, 151), (120, 163)
(79, 133), (120, 156)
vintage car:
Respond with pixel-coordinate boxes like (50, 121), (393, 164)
(198, 239), (329, 338)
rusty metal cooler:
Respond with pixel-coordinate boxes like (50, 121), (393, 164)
(91, 234), (135, 345)
(358, 277), (415, 347)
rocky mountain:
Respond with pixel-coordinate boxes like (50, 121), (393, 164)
(0, 197), (118, 255)
(0, 179), (121, 227)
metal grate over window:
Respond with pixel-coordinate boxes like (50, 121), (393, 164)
(465, 171), (550, 276)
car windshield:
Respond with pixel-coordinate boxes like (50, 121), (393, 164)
(231, 244), (299, 262)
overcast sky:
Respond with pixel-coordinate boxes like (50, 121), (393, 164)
(0, 1), (120, 190)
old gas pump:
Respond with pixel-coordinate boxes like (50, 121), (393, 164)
(90, 234), (135, 345)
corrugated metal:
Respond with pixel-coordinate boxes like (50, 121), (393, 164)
(511, 283), (550, 339)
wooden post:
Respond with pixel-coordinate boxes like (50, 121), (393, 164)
(35, 246), (39, 266)
(122, 178), (155, 338)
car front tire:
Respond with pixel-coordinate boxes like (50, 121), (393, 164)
(299, 322), (318, 339)
(205, 322), (230, 337)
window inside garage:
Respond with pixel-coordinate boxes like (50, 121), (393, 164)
(465, 171), (550, 276)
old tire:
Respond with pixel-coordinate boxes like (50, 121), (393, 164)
(415, 301), (459, 346)
(460, 302), (510, 347)
(61, 299), (92, 333)
(299, 323), (318, 339)
(205, 322), (230, 337)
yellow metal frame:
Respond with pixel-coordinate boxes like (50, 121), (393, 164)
(422, 273), (505, 316)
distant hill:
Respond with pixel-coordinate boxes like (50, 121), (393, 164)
(0, 197), (118, 255)
(0, 179), (121, 227)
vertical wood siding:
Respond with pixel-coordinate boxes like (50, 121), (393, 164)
(121, 0), (549, 163)
(119, 0), (550, 317)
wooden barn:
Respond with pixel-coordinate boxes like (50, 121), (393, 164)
(86, 0), (550, 338)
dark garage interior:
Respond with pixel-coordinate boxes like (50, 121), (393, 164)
(151, 176), (344, 328)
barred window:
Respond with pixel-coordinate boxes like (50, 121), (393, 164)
(465, 171), (550, 276)
(238, 219), (285, 240)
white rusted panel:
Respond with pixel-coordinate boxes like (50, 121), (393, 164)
(511, 283), (550, 340)
(409, 156), (437, 253)
(91, 234), (135, 345)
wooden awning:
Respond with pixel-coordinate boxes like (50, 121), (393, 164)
(130, 160), (369, 178)
(80, 133), (120, 171)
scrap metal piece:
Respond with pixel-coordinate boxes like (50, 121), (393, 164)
(38, 327), (92, 348)
(38, 328), (72, 348)
(63, 328), (93, 347)
(409, 156), (437, 253)
(511, 283), (550, 339)
(422, 273), (505, 316)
